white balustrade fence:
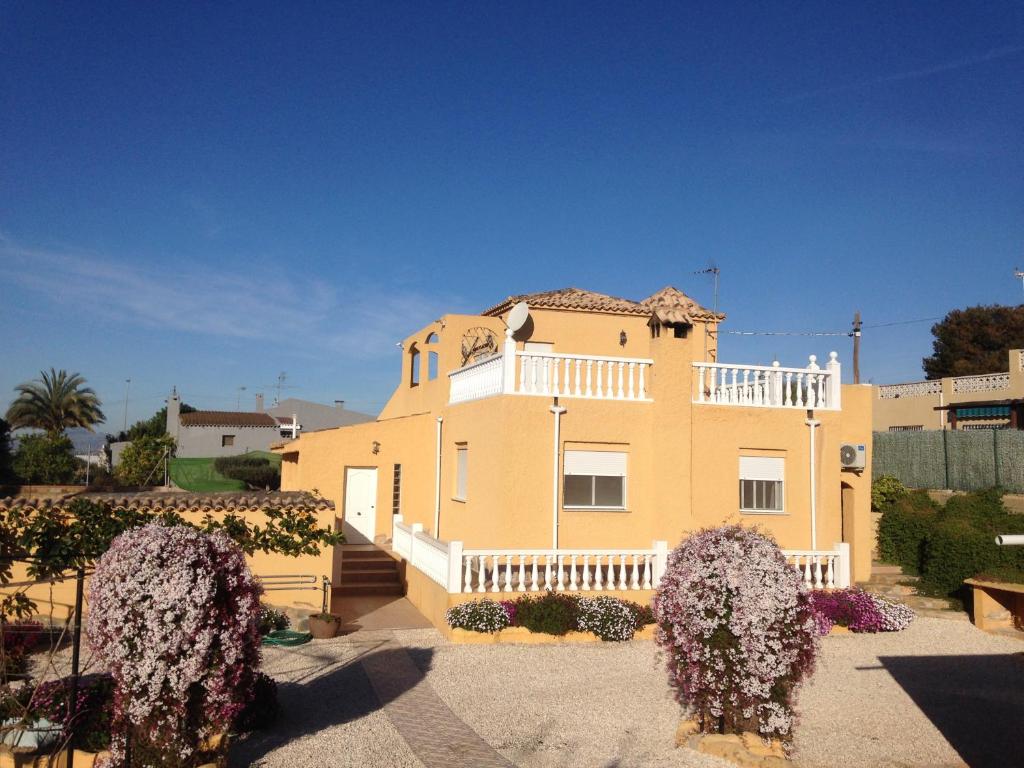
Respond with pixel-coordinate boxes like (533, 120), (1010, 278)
(515, 353), (652, 401)
(782, 543), (851, 589)
(448, 354), (505, 404)
(693, 353), (841, 410)
(458, 546), (667, 593)
(391, 518), (850, 594)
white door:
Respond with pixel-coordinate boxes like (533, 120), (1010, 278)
(343, 467), (378, 544)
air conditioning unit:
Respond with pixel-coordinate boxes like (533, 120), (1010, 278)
(840, 443), (866, 470)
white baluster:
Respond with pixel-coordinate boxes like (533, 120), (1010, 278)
(570, 555), (578, 590)
(544, 556), (552, 590)
(742, 368), (750, 404)
(594, 555), (604, 590)
(825, 556), (835, 589)
(517, 556), (526, 592)
(563, 358), (571, 397)
(627, 362), (635, 399)
(531, 556), (539, 592)
(464, 556), (473, 593)
(586, 360), (593, 397)
(630, 555), (640, 589)
(491, 555), (501, 593)
(519, 355), (528, 394)
(552, 357), (560, 397)
(813, 557), (823, 589)
(556, 555), (565, 590)
(642, 554), (652, 589)
(607, 361), (615, 398)
(595, 360), (604, 398)
(477, 555), (487, 593)
(783, 371), (791, 406)
(618, 555), (628, 589)
(695, 365), (704, 403)
(617, 361), (625, 399)
(802, 557), (812, 586)
(574, 359), (581, 397)
(581, 555), (591, 591)
(503, 556), (513, 592)
(638, 363), (647, 400)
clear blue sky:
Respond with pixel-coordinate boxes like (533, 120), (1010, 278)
(1, 1), (1022, 430)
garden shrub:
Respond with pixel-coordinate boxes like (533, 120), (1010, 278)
(808, 588), (914, 634)
(514, 591), (580, 635)
(871, 475), (907, 512)
(234, 672), (279, 732)
(1, 620), (43, 676)
(214, 456), (280, 490)
(626, 601), (655, 629)
(31, 673), (114, 752)
(576, 596), (636, 641)
(876, 491), (938, 574)
(445, 599), (510, 633)
(654, 526), (819, 740)
(87, 523), (262, 767)
(258, 605), (291, 635)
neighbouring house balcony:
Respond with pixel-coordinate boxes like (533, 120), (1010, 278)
(449, 343), (653, 405)
(692, 353), (842, 411)
(391, 516), (852, 593)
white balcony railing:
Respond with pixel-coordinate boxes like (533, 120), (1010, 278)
(693, 353), (841, 410)
(448, 335), (652, 405)
(391, 517), (850, 593)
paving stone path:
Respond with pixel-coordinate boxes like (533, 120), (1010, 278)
(361, 632), (515, 768)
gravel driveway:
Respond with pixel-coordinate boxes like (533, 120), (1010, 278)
(232, 618), (1024, 768)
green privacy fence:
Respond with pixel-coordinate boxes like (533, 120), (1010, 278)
(872, 430), (1024, 493)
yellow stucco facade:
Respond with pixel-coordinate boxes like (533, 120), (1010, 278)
(279, 289), (874, 588)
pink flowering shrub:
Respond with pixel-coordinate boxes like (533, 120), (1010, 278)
(654, 526), (819, 740)
(808, 588), (915, 634)
(86, 523), (262, 766)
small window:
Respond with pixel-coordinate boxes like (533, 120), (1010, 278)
(564, 450), (627, 509)
(428, 351), (438, 380)
(392, 464), (402, 515)
(222, 435), (235, 447)
(454, 444), (468, 501)
(739, 456), (784, 513)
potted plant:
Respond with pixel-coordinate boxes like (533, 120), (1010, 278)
(307, 612), (341, 639)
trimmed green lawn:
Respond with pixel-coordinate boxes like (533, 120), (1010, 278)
(169, 451), (282, 492)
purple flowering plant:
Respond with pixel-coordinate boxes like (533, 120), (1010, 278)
(86, 523), (262, 767)
(808, 588), (914, 634)
(654, 526), (819, 740)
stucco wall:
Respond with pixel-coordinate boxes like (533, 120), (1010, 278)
(175, 425), (280, 458)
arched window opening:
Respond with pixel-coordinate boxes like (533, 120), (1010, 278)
(409, 345), (420, 387)
(425, 332), (440, 344)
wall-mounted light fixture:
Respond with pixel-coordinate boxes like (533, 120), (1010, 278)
(371, 441), (381, 454)
(619, 330), (627, 346)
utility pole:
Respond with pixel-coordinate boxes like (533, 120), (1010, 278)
(122, 378), (131, 433)
(851, 312), (862, 384)
(1015, 267), (1024, 296)
(275, 372), (286, 407)
(695, 266), (720, 362)
(236, 385), (247, 410)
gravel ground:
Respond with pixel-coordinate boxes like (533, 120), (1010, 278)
(236, 618), (1024, 768)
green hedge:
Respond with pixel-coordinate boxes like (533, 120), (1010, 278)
(213, 455), (281, 490)
(875, 480), (1024, 594)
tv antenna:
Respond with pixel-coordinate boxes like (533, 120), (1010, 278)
(1015, 267), (1024, 295)
(694, 265), (720, 361)
(260, 372), (298, 407)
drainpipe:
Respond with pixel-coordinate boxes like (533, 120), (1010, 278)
(805, 414), (820, 550)
(434, 416), (443, 537)
(550, 401), (566, 548)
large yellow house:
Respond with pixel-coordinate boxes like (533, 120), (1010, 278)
(278, 287), (873, 627)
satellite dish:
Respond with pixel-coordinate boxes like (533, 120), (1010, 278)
(507, 301), (530, 333)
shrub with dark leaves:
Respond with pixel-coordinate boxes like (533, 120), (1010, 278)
(514, 592), (579, 636)
(31, 673), (114, 752)
(234, 672), (278, 732)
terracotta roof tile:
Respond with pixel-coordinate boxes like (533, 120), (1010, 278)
(640, 285), (725, 323)
(0, 491), (333, 514)
(180, 411), (278, 428)
(483, 287), (650, 317)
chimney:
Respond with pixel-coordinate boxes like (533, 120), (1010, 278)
(255, 393), (264, 412)
(334, 400), (345, 409)
(166, 387), (181, 442)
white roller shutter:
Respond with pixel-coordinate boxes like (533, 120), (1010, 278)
(564, 450), (626, 477)
(739, 456), (784, 482)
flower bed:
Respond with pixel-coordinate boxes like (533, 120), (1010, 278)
(808, 588), (914, 634)
(446, 592), (655, 643)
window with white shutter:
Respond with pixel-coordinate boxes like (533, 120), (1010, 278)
(563, 450), (627, 509)
(739, 456), (784, 513)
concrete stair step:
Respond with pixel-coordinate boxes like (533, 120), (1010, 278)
(913, 607), (971, 621)
(899, 594), (959, 611)
(871, 563), (905, 575)
(865, 573), (920, 586)
(859, 582), (919, 598)
(342, 570), (402, 584)
(342, 549), (395, 561)
(342, 560), (399, 573)
(336, 582), (404, 596)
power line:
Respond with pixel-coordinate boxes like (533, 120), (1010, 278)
(723, 329), (849, 337)
(863, 316), (942, 329)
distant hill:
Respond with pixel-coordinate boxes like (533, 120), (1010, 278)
(65, 427), (107, 453)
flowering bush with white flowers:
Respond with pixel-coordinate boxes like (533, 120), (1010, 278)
(576, 596), (637, 641)
(446, 599), (510, 633)
(87, 523), (262, 767)
(808, 587), (915, 634)
(654, 526), (819, 741)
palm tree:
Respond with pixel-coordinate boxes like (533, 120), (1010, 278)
(6, 369), (105, 436)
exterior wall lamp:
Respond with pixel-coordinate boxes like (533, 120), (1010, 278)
(371, 441), (381, 454)
(619, 330), (627, 346)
